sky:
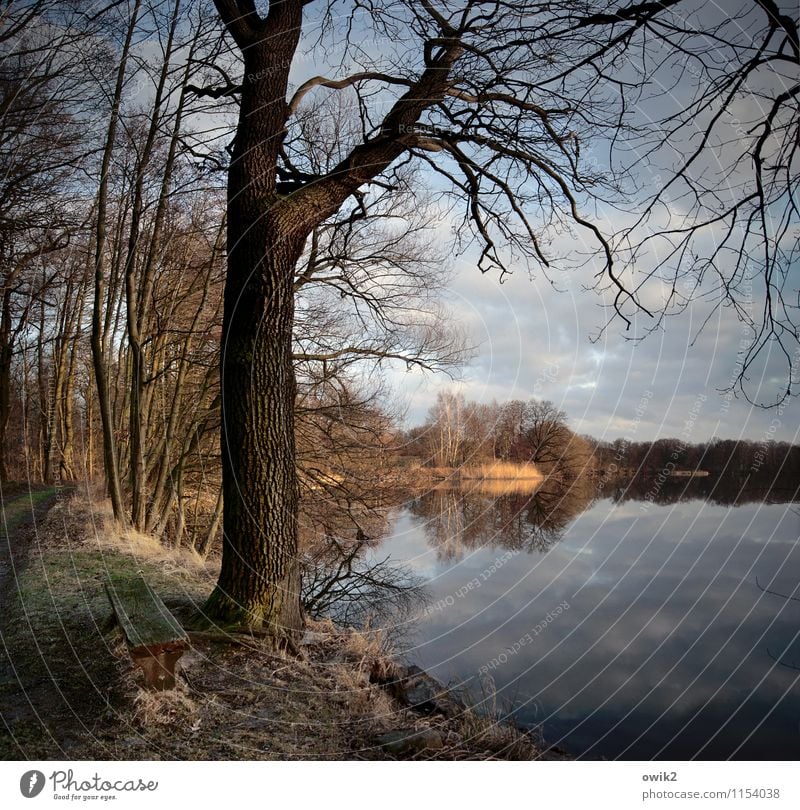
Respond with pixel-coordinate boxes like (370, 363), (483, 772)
(344, 2), (800, 445)
(389, 253), (800, 444)
(287, 1), (800, 445)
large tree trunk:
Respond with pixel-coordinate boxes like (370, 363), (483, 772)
(201, 229), (304, 638)
(200, 12), (305, 639)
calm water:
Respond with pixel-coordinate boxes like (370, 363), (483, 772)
(377, 479), (800, 759)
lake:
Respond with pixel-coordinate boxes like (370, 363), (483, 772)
(376, 478), (800, 759)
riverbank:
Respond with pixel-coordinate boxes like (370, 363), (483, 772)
(0, 489), (559, 760)
(422, 461), (543, 482)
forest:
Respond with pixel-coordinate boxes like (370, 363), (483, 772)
(2, 0), (800, 768)
(2, 0), (798, 642)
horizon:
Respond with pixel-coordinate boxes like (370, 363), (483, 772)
(389, 256), (800, 444)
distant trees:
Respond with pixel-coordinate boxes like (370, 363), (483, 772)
(425, 391), (469, 468)
(591, 437), (800, 481)
(413, 400), (800, 488)
(409, 392), (593, 480)
(511, 400), (593, 478)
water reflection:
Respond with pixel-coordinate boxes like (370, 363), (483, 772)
(382, 475), (800, 760)
(410, 475), (800, 563)
(409, 479), (595, 559)
(605, 474), (800, 507)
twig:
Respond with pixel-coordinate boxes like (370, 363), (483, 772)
(755, 576), (800, 603)
(767, 648), (800, 671)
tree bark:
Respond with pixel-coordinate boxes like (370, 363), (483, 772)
(201, 5), (305, 639)
(201, 230), (305, 638)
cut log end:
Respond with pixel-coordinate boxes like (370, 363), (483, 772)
(131, 644), (187, 691)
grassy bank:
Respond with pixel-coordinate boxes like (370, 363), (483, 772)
(0, 491), (555, 760)
(416, 462), (544, 495)
(0, 485), (59, 533)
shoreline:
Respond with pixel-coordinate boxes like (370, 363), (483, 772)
(0, 490), (560, 761)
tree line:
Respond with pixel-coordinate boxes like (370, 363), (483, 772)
(403, 391), (800, 486)
(590, 436), (800, 482)
(404, 391), (593, 479)
(3, 0), (798, 642)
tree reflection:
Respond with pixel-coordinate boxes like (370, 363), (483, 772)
(409, 479), (595, 560)
(409, 469), (800, 561)
(604, 473), (800, 507)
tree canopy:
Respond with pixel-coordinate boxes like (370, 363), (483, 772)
(202, 0), (800, 403)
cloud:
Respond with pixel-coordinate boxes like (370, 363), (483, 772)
(389, 247), (800, 443)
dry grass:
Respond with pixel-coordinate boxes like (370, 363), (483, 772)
(131, 686), (201, 729)
(2, 489), (557, 761)
(459, 461), (543, 480)
(79, 493), (211, 574)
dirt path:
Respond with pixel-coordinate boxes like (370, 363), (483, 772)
(0, 486), (60, 602)
(0, 485), (119, 759)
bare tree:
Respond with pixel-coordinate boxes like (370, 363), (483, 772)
(79, 0), (228, 533)
(90, 0), (143, 524)
(196, 0), (799, 640)
(520, 399), (593, 479)
(426, 390), (468, 468)
(293, 168), (467, 377)
(0, 3), (92, 481)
